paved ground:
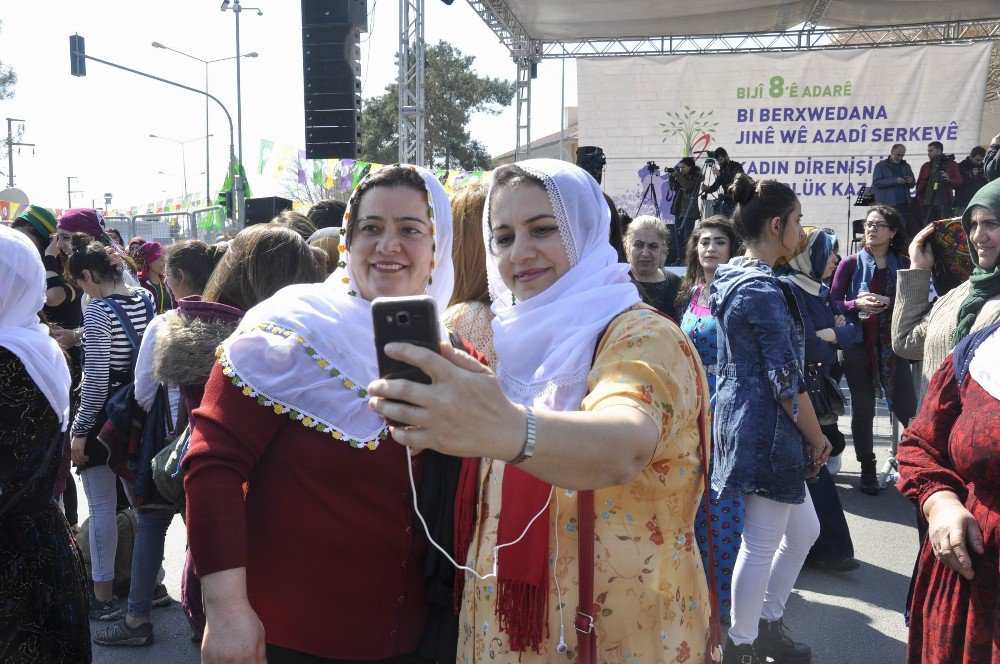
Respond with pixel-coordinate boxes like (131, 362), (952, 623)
(86, 409), (916, 664)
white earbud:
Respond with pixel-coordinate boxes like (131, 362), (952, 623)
(556, 624), (568, 653)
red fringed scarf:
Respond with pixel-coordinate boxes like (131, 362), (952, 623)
(454, 458), (553, 653)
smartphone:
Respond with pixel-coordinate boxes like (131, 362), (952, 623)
(372, 295), (441, 426)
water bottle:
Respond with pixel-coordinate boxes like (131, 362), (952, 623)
(857, 281), (871, 320)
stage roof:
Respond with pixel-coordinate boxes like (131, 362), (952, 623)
(488, 1), (1000, 42)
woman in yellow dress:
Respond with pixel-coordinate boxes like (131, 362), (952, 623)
(367, 159), (715, 663)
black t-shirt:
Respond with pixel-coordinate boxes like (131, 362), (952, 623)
(633, 272), (682, 322)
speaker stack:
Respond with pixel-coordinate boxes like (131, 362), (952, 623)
(301, 0), (367, 159)
(245, 196), (295, 226)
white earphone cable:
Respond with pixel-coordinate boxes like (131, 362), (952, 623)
(405, 447), (554, 581)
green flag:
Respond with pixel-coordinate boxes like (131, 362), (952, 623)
(214, 158), (253, 209)
(257, 139), (274, 175)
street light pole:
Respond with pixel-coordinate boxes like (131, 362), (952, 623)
(68, 42), (240, 226)
(204, 63), (210, 204)
(150, 133), (212, 200)
(66, 176), (81, 207)
(221, 0), (262, 230)
(151, 42), (258, 208)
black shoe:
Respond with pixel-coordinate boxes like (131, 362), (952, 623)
(860, 466), (880, 495)
(805, 556), (861, 572)
(754, 618), (811, 663)
(151, 583), (173, 608)
(89, 594), (124, 621)
(722, 637), (763, 664)
(93, 619), (154, 647)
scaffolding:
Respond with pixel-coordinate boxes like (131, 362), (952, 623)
(455, 9), (1000, 151)
(398, 0), (426, 166)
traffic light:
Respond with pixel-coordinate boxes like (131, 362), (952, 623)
(69, 34), (87, 77)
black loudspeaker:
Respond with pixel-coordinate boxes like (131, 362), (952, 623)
(246, 196), (295, 226)
(576, 145), (606, 184)
(302, 0), (366, 160)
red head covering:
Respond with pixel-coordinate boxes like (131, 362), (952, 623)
(57, 208), (105, 238)
(135, 241), (165, 281)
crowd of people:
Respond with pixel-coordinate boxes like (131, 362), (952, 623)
(0, 134), (998, 664)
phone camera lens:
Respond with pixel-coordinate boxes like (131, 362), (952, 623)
(396, 312), (410, 326)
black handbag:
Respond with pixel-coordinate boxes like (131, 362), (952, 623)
(805, 363), (846, 425)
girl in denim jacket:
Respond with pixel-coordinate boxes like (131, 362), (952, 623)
(711, 176), (832, 664)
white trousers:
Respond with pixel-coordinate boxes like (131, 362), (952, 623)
(729, 485), (820, 645)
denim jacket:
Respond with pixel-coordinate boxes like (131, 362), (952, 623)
(710, 260), (810, 504)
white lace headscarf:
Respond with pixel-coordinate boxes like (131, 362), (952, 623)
(484, 158), (641, 411)
(218, 165), (454, 449)
(0, 226), (72, 430)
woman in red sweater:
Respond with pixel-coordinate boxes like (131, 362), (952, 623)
(184, 165), (460, 664)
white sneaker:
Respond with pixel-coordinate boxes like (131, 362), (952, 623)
(826, 454), (842, 476)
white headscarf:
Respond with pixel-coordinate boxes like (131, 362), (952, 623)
(484, 158), (641, 411)
(0, 226), (72, 430)
(969, 328), (1000, 401)
(217, 165), (454, 449)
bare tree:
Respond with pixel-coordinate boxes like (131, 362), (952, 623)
(276, 155), (350, 205)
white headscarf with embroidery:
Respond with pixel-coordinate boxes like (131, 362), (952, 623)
(217, 165), (454, 449)
(483, 158), (641, 412)
(0, 226), (72, 430)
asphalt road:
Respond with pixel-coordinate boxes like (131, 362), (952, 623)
(86, 410), (915, 664)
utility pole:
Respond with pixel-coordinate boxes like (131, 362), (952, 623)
(67, 176), (81, 207)
(5, 118), (36, 188)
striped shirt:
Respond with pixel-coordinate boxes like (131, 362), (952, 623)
(71, 289), (153, 437)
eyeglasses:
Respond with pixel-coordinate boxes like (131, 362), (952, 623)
(863, 221), (891, 231)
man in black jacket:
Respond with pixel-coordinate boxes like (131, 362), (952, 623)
(954, 146), (988, 214)
(701, 147), (745, 217)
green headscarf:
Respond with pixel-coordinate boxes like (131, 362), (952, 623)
(952, 178), (1000, 345)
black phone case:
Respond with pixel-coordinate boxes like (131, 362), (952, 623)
(371, 296), (440, 426)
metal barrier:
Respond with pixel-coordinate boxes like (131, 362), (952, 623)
(189, 206), (230, 241)
(132, 211), (196, 244)
(98, 206), (230, 245)
(103, 216), (132, 242)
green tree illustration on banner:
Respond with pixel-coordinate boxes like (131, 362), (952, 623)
(660, 106), (719, 156)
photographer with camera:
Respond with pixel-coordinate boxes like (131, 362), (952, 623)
(669, 157), (703, 260)
(954, 146), (988, 215)
(916, 141), (963, 225)
(701, 147), (745, 218)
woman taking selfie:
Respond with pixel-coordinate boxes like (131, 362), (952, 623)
(184, 165), (475, 663)
(367, 159), (714, 662)
(710, 175), (830, 663)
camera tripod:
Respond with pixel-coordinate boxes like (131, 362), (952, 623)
(877, 413), (901, 489)
(635, 163), (661, 218)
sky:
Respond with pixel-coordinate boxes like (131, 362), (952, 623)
(0, 0), (577, 210)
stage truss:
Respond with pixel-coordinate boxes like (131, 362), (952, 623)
(396, 6), (1000, 164)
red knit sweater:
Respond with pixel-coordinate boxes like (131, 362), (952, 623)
(184, 363), (429, 659)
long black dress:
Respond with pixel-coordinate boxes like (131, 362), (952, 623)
(0, 347), (90, 662)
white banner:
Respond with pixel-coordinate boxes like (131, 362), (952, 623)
(578, 43), (992, 242)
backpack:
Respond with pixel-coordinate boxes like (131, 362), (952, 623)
(77, 508), (138, 597)
(97, 293), (153, 482)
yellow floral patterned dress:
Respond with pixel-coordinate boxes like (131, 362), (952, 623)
(458, 306), (712, 663)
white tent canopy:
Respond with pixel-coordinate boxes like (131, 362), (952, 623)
(491, 1), (1000, 41)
